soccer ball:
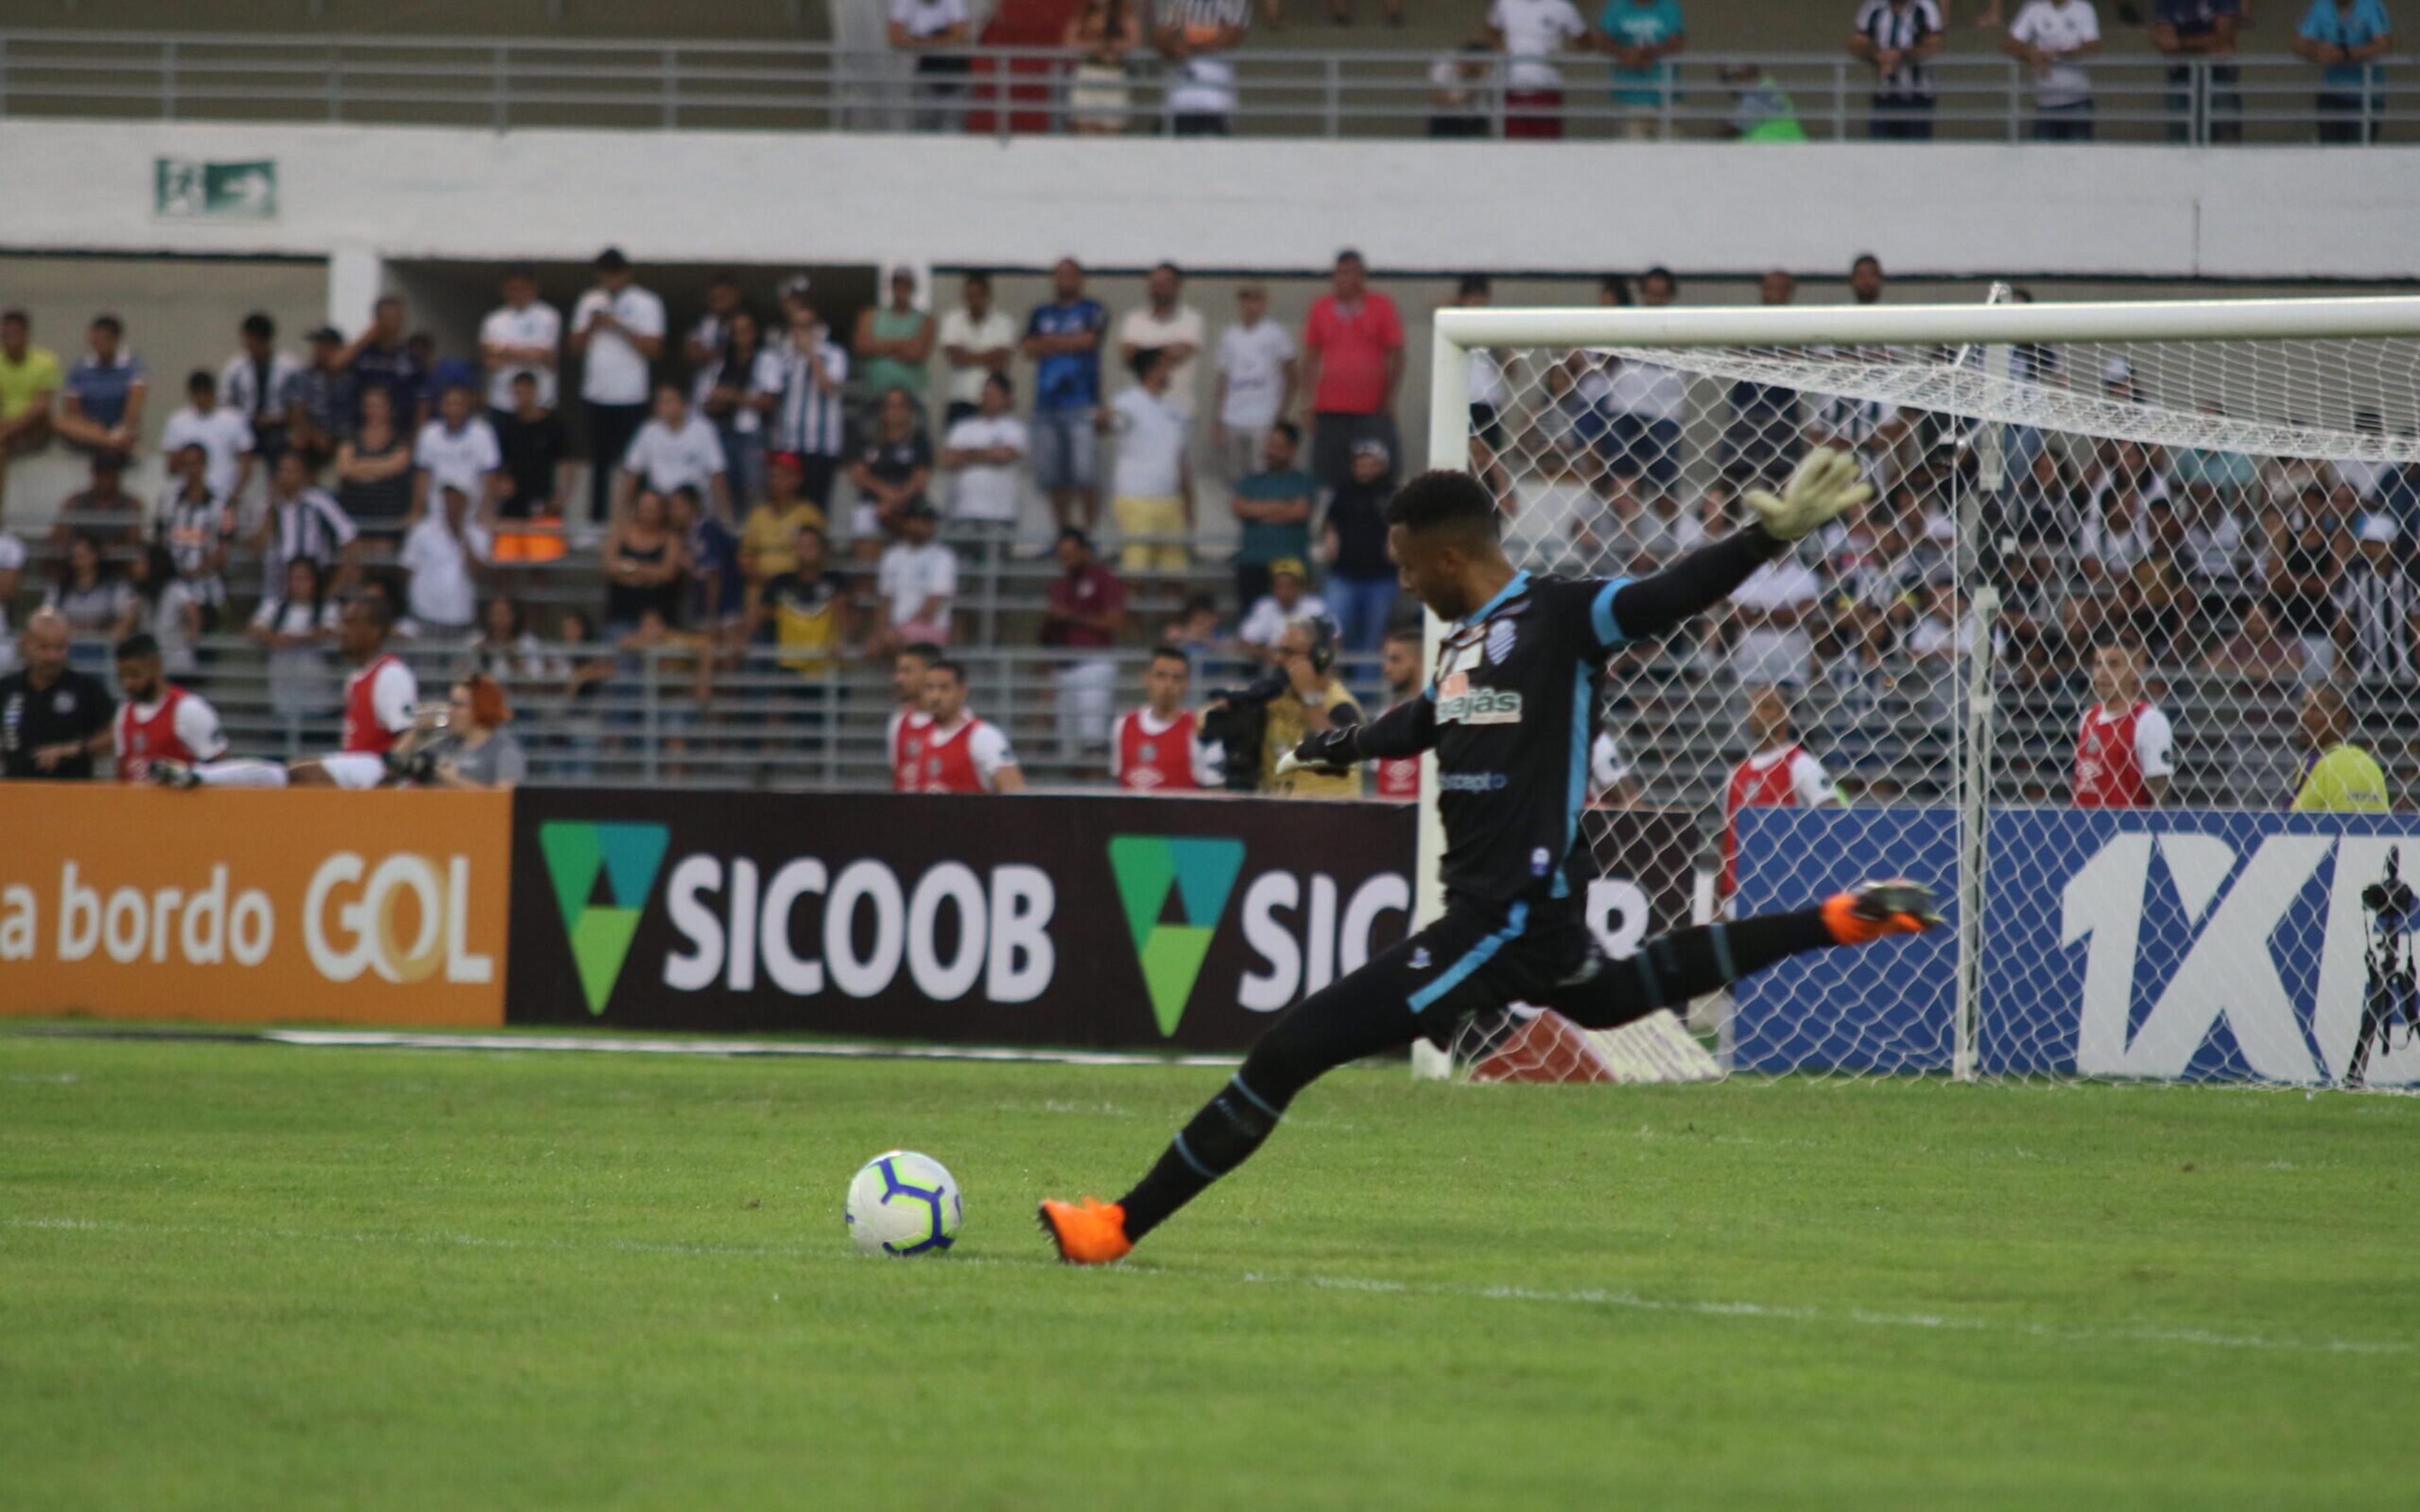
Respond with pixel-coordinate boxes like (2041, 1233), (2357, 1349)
(844, 1150), (963, 1256)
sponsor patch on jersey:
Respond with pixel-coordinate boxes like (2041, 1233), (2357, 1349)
(1438, 771), (1511, 793)
(1485, 618), (1517, 665)
(1436, 685), (1524, 726)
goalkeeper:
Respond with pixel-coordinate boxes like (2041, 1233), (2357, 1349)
(1040, 452), (1944, 1263)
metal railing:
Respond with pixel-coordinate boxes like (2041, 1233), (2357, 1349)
(0, 31), (2407, 145)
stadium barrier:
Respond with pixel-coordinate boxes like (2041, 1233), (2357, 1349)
(0, 789), (510, 1028)
(0, 786), (1700, 1050)
(1731, 808), (2420, 1087)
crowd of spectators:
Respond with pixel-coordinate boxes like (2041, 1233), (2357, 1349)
(5, 237), (2417, 805)
(867, 0), (2399, 145)
(0, 243), (1417, 771)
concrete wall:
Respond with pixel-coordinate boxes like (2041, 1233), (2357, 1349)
(3, 120), (2416, 284)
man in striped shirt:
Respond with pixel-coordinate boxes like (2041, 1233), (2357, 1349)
(1848, 0), (1945, 139)
(774, 283), (850, 512)
(1153, 0), (1253, 136)
(2335, 513), (2419, 683)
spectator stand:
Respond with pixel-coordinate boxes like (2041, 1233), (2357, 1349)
(0, 28), (2411, 144)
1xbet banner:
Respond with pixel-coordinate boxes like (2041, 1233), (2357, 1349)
(1730, 806), (2420, 1086)
(505, 792), (1700, 1051)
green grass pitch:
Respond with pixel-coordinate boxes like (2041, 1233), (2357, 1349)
(4, 1031), (2417, 1510)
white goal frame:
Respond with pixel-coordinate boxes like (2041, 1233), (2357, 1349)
(1411, 294), (2420, 1082)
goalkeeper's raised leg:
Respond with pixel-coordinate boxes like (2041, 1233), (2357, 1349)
(1040, 454), (1939, 1266)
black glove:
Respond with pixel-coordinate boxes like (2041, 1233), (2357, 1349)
(1280, 719), (1362, 778)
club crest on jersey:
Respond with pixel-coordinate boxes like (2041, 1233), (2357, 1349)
(1485, 618), (1517, 665)
(1434, 669), (1524, 726)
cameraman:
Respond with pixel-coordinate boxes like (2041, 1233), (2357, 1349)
(1200, 615), (1362, 797)
(1260, 617), (1362, 798)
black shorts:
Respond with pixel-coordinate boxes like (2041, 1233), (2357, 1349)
(1373, 895), (1603, 1048)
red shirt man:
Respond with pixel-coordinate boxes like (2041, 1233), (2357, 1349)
(902, 657), (1025, 794)
(1720, 685), (1841, 900)
(2073, 643), (2174, 810)
(1043, 529), (1126, 650)
(1113, 646), (1216, 791)
(1301, 251), (1403, 419)
(110, 633), (226, 782)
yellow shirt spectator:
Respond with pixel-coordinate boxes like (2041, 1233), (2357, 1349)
(740, 499), (827, 584)
(2293, 742), (2390, 813)
(0, 341), (62, 423)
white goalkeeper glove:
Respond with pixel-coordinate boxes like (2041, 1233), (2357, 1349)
(1276, 724), (1361, 779)
(1745, 448), (1872, 543)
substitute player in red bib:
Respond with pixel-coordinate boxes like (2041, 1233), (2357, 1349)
(886, 641), (942, 793)
(111, 632), (226, 782)
(1112, 645), (1218, 792)
(902, 657), (1025, 794)
(1373, 626), (1424, 800)
(1720, 684), (1842, 901)
(159, 595), (418, 789)
(2073, 643), (2172, 809)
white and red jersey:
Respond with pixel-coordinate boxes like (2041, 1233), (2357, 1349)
(1721, 741), (1840, 898)
(1374, 696), (1422, 799)
(888, 709), (935, 793)
(1112, 707), (1215, 792)
(113, 684), (227, 782)
(900, 713), (1017, 794)
(340, 653), (417, 756)
(2074, 699), (2173, 810)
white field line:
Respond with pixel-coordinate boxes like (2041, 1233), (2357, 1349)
(7, 1215), (2408, 1361)
(259, 1029), (1247, 1068)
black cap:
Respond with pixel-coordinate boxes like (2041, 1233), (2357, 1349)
(306, 324), (343, 344)
(594, 247), (630, 272)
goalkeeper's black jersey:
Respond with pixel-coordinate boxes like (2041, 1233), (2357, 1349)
(1415, 570), (1634, 907)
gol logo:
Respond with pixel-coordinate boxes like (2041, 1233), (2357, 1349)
(303, 852), (495, 986)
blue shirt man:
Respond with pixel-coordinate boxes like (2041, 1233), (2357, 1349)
(2299, 0), (2394, 89)
(1025, 297), (1106, 413)
(64, 321), (146, 435)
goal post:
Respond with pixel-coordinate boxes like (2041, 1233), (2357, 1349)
(1415, 294), (2420, 1089)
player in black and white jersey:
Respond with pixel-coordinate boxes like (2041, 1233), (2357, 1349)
(1040, 450), (1944, 1264)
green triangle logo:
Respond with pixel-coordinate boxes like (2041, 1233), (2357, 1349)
(538, 822), (669, 1016)
(1107, 836), (1245, 1037)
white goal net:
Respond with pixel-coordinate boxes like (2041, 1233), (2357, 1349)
(1422, 295), (2420, 1090)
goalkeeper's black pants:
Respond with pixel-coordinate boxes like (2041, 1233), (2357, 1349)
(1117, 895), (1839, 1240)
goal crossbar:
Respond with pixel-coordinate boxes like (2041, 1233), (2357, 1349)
(1435, 297), (2420, 354)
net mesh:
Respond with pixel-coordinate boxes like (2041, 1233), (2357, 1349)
(1443, 304), (2420, 1089)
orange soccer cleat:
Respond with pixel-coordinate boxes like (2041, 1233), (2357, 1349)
(1037, 1197), (1134, 1266)
(1821, 879), (1945, 946)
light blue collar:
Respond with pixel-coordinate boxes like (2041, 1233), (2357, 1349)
(1459, 570), (1530, 628)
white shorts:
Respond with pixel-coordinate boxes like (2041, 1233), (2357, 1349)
(320, 753), (389, 790)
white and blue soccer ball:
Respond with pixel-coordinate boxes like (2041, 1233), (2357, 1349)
(844, 1150), (963, 1256)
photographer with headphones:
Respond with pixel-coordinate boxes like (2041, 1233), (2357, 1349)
(1260, 615), (1362, 798)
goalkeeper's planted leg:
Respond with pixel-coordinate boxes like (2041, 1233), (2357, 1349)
(1037, 880), (1940, 1264)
